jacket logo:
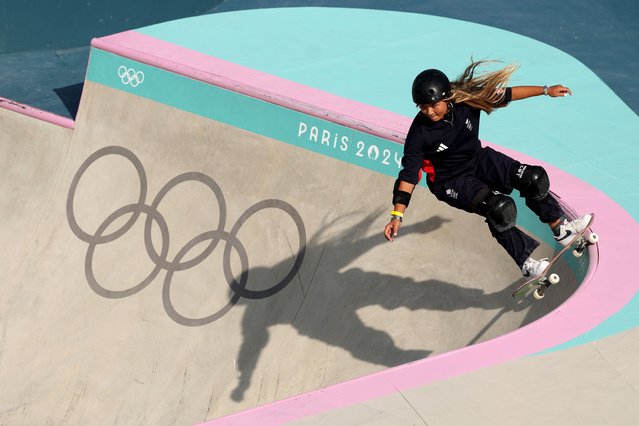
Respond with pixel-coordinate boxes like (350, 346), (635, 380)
(437, 143), (449, 152)
(465, 118), (473, 131)
(516, 165), (527, 179)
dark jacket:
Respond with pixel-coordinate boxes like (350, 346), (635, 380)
(398, 88), (512, 185)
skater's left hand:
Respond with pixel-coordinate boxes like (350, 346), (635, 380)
(546, 84), (572, 97)
(384, 219), (401, 242)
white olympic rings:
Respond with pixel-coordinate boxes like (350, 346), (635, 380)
(118, 65), (145, 87)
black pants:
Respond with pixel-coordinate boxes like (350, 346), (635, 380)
(428, 146), (563, 268)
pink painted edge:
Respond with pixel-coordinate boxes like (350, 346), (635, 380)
(91, 32), (408, 142)
(89, 31), (639, 425)
(0, 96), (75, 129)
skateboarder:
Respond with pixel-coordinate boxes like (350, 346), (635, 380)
(383, 60), (591, 279)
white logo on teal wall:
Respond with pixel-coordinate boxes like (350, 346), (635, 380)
(118, 65), (145, 87)
(297, 121), (402, 172)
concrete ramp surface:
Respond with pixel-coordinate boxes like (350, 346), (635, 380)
(0, 38), (587, 425)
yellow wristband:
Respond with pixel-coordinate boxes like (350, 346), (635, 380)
(390, 211), (404, 222)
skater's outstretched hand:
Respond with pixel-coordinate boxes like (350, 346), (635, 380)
(511, 84), (573, 101)
(384, 219), (402, 242)
(546, 84), (572, 97)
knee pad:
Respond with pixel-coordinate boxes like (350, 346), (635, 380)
(512, 164), (549, 201)
(476, 193), (517, 233)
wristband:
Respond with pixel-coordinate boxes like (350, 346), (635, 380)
(390, 210), (404, 222)
(543, 85), (549, 96)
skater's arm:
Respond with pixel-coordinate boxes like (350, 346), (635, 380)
(390, 181), (415, 217)
(511, 85), (572, 101)
(385, 120), (423, 242)
(393, 180), (416, 204)
(384, 180), (415, 242)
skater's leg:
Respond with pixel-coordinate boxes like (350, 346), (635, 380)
(490, 226), (540, 269)
(472, 189), (540, 268)
(524, 192), (564, 224)
(431, 174), (542, 269)
(474, 146), (563, 224)
(512, 163), (592, 247)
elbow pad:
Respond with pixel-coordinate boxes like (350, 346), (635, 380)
(392, 179), (412, 207)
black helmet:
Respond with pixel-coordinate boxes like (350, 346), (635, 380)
(412, 69), (451, 105)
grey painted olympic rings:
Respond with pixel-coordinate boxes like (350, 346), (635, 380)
(66, 146), (306, 326)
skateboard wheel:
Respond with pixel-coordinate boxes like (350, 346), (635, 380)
(588, 232), (599, 244)
(549, 273), (560, 285)
(573, 248), (584, 258)
(533, 288), (545, 300)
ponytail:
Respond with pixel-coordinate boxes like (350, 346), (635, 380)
(448, 60), (518, 113)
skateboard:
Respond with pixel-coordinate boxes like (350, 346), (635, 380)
(513, 213), (598, 301)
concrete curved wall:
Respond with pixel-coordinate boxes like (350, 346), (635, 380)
(2, 8), (637, 426)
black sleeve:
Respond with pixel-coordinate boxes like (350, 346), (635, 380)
(496, 87), (513, 107)
(397, 118), (427, 185)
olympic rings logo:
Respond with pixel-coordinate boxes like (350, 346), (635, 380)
(66, 146), (306, 326)
(118, 65), (145, 87)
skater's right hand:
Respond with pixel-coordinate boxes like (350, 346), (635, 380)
(384, 219), (402, 242)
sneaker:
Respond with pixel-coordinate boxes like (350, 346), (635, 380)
(521, 257), (550, 278)
(553, 213), (592, 247)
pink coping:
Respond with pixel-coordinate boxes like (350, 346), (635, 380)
(0, 96), (75, 129)
(92, 31), (639, 425)
(92, 32), (408, 143)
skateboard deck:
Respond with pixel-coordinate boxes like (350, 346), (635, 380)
(513, 213), (598, 301)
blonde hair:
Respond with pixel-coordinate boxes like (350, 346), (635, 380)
(447, 60), (519, 114)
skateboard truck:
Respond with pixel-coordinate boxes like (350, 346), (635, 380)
(531, 272), (560, 300)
